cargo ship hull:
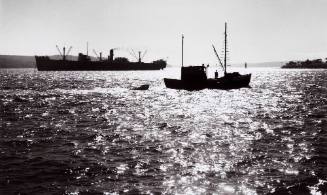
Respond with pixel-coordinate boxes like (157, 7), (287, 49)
(35, 57), (166, 71)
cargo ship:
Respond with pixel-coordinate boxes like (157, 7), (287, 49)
(35, 47), (167, 71)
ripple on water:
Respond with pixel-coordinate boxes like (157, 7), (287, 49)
(0, 68), (327, 194)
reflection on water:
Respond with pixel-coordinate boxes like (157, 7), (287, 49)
(0, 68), (326, 194)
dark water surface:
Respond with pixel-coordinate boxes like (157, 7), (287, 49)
(0, 68), (326, 194)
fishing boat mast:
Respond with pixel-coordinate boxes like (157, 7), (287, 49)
(224, 22), (227, 76)
(182, 34), (184, 67)
(212, 44), (224, 72)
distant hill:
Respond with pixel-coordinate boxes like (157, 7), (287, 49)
(282, 59), (327, 69)
(0, 55), (36, 68)
(0, 55), (97, 68)
(232, 61), (285, 68)
(167, 61), (286, 68)
(0, 54), (286, 69)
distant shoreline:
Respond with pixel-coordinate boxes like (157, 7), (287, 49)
(4, 55), (327, 69)
(0, 55), (36, 69)
(0, 54), (287, 69)
(282, 59), (327, 69)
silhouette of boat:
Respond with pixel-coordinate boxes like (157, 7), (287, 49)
(132, 84), (150, 90)
(35, 45), (166, 71)
(164, 23), (251, 90)
(164, 66), (208, 90)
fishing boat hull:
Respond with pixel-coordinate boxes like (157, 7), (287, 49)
(164, 74), (251, 90)
(207, 74), (251, 89)
(164, 78), (206, 90)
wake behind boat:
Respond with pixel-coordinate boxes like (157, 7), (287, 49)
(164, 23), (251, 90)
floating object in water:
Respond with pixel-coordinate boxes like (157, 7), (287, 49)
(132, 84), (149, 90)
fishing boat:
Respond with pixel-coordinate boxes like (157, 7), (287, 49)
(164, 23), (251, 90)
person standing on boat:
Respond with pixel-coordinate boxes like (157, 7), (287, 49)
(215, 70), (218, 79)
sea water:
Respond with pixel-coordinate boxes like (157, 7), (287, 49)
(0, 67), (326, 194)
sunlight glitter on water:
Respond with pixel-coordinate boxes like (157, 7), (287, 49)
(0, 68), (327, 194)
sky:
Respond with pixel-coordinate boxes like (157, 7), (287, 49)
(0, 0), (327, 65)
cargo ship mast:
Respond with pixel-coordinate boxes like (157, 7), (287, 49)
(129, 49), (147, 63)
(56, 45), (72, 61)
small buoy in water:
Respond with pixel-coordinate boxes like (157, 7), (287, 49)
(132, 84), (149, 90)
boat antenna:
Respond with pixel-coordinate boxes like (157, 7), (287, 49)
(66, 46), (72, 56)
(182, 34), (184, 67)
(224, 22), (227, 75)
(56, 45), (63, 58)
(128, 49), (138, 61)
(87, 42), (89, 56)
(212, 44), (225, 72)
(141, 50), (147, 61)
(128, 49), (140, 62)
(93, 49), (99, 59)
